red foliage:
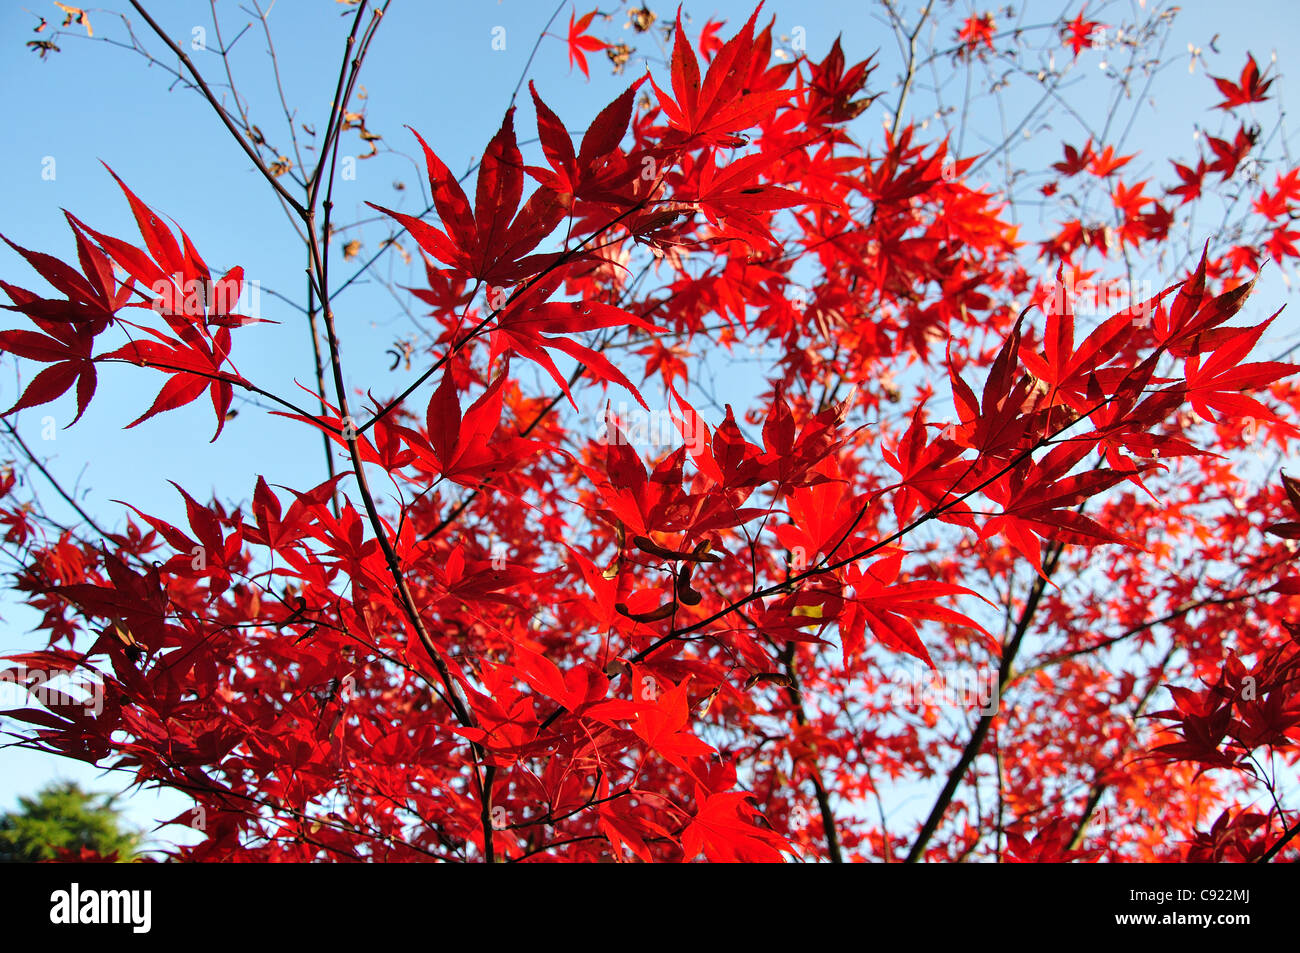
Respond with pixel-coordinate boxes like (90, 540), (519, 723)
(2, 3), (1299, 863)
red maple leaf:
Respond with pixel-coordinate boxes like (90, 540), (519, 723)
(648, 8), (795, 147)
(395, 369), (542, 488)
(1061, 11), (1103, 58)
(1210, 53), (1274, 110)
(681, 789), (789, 862)
(1088, 144), (1134, 177)
(369, 114), (566, 285)
(565, 8), (606, 79)
(1052, 140), (1097, 177)
(955, 13), (996, 58)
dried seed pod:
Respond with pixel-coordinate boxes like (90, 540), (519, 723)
(675, 562), (703, 606)
(615, 600), (676, 623)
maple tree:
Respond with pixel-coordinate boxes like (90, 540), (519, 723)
(2, 0), (1299, 864)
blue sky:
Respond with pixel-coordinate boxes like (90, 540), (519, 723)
(1, 0), (1297, 855)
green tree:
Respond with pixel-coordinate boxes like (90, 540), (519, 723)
(0, 782), (140, 862)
